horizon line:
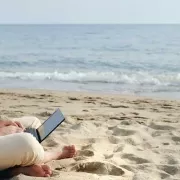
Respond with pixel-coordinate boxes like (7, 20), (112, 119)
(0, 23), (180, 25)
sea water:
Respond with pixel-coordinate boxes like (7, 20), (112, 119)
(0, 24), (180, 98)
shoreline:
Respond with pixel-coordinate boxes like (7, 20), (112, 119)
(0, 88), (179, 102)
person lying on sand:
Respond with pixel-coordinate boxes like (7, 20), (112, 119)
(0, 117), (76, 178)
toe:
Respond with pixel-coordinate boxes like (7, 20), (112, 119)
(61, 145), (76, 158)
(42, 164), (50, 170)
(64, 145), (69, 149)
(69, 145), (75, 151)
(71, 145), (76, 154)
(42, 164), (52, 176)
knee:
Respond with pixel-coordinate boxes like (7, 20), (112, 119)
(28, 116), (41, 128)
(12, 116), (41, 129)
(16, 133), (45, 166)
(0, 133), (44, 170)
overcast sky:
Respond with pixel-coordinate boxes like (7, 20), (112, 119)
(0, 0), (180, 24)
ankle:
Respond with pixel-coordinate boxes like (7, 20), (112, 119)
(53, 151), (62, 160)
(16, 166), (26, 175)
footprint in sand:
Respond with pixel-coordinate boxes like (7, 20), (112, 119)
(55, 167), (65, 171)
(51, 170), (60, 177)
(40, 94), (52, 98)
(152, 130), (167, 137)
(66, 101), (71, 103)
(150, 123), (175, 131)
(151, 108), (160, 112)
(110, 116), (128, 121)
(161, 103), (174, 109)
(112, 127), (136, 136)
(104, 154), (114, 159)
(84, 96), (96, 101)
(77, 150), (94, 157)
(84, 101), (96, 104)
(51, 167), (67, 177)
(166, 155), (179, 165)
(21, 95), (37, 99)
(96, 97), (101, 99)
(37, 111), (52, 117)
(157, 165), (179, 176)
(109, 104), (129, 108)
(76, 117), (84, 121)
(48, 100), (55, 103)
(131, 112), (139, 115)
(113, 145), (125, 153)
(121, 153), (150, 164)
(86, 138), (96, 144)
(133, 116), (148, 120)
(108, 126), (116, 130)
(172, 136), (180, 142)
(74, 156), (88, 161)
(71, 161), (125, 176)
(132, 171), (167, 180)
(120, 164), (135, 172)
(162, 142), (170, 146)
(82, 109), (89, 112)
(136, 121), (146, 125)
(120, 120), (132, 125)
(81, 144), (93, 150)
(159, 172), (171, 179)
(108, 136), (121, 144)
(68, 97), (80, 101)
(100, 102), (110, 106)
(44, 138), (59, 147)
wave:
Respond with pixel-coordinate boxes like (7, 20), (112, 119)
(1, 71), (180, 86)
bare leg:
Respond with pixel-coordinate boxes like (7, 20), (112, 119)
(18, 164), (52, 177)
(0, 145), (76, 178)
(43, 145), (76, 163)
(0, 164), (52, 178)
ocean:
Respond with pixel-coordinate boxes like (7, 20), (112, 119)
(0, 24), (180, 98)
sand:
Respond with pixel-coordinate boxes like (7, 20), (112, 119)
(0, 89), (180, 180)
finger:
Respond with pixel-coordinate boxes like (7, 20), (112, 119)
(5, 121), (18, 127)
(15, 121), (24, 129)
(17, 127), (24, 133)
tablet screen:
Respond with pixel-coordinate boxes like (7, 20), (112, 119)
(37, 109), (65, 141)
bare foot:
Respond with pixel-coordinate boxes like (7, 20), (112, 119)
(20, 164), (52, 177)
(43, 145), (76, 163)
(59, 145), (76, 159)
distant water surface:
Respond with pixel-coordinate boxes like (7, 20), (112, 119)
(0, 24), (180, 99)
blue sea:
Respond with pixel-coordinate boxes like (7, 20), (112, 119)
(0, 24), (180, 98)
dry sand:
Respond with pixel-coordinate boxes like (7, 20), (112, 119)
(0, 89), (180, 180)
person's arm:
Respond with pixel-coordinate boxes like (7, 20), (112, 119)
(0, 126), (24, 136)
(0, 120), (24, 129)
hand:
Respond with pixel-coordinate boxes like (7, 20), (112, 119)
(0, 126), (24, 136)
(0, 120), (24, 129)
(14, 121), (24, 129)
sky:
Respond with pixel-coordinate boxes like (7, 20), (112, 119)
(0, 0), (180, 24)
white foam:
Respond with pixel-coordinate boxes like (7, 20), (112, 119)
(0, 71), (180, 86)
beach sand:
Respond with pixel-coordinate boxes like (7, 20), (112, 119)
(0, 89), (180, 180)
